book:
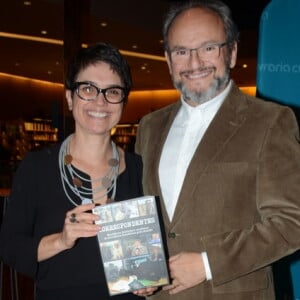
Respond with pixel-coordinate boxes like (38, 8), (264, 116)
(93, 195), (170, 296)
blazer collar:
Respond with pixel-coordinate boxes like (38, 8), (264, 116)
(172, 83), (249, 223)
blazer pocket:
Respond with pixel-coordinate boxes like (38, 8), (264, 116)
(212, 267), (271, 294)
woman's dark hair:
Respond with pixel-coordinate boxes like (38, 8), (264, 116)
(163, 0), (239, 53)
(65, 42), (132, 104)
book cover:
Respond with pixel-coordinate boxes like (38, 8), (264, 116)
(93, 195), (170, 296)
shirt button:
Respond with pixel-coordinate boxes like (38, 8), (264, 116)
(168, 232), (176, 238)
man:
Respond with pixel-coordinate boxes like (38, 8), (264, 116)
(135, 1), (300, 299)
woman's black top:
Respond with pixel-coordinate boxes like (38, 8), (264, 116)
(0, 143), (144, 300)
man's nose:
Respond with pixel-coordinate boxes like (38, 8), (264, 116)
(188, 48), (205, 66)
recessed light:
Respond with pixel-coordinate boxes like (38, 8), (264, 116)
(132, 45), (138, 49)
(100, 22), (107, 27)
(41, 30), (47, 35)
(242, 64), (248, 68)
(24, 1), (32, 6)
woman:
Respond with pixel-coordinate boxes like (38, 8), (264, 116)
(0, 43), (148, 299)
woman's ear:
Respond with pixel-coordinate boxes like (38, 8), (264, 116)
(65, 90), (73, 111)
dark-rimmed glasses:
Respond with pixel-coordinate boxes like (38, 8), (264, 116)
(169, 42), (228, 62)
(73, 81), (126, 104)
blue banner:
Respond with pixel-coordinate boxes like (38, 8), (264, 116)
(257, 1), (300, 299)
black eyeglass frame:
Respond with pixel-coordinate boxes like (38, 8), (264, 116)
(73, 81), (127, 104)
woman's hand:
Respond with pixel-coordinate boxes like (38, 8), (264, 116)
(38, 203), (100, 261)
(60, 203), (100, 249)
(133, 286), (158, 297)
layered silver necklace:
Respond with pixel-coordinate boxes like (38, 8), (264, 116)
(58, 135), (119, 206)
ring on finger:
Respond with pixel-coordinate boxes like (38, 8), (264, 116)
(69, 213), (79, 223)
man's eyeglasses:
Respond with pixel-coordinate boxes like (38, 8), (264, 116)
(73, 81), (126, 104)
(169, 42), (228, 62)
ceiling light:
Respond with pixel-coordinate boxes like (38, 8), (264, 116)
(242, 64), (248, 68)
(23, 1), (31, 6)
(0, 32), (63, 45)
(41, 30), (47, 35)
(132, 45), (138, 49)
(82, 43), (166, 61)
(119, 49), (166, 62)
(0, 72), (63, 86)
(100, 22), (107, 27)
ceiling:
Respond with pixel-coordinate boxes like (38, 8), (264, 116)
(0, 0), (271, 91)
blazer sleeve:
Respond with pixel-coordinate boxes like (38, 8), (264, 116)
(203, 106), (300, 285)
(135, 116), (145, 156)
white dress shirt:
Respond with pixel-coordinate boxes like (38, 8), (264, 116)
(158, 81), (232, 280)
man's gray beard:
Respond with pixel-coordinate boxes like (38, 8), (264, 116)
(174, 70), (230, 105)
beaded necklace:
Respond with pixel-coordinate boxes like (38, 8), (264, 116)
(58, 134), (119, 206)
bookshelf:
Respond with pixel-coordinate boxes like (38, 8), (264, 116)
(111, 124), (138, 151)
(24, 118), (58, 149)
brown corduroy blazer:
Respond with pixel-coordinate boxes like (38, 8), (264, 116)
(135, 83), (300, 300)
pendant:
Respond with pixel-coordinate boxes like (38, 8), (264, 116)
(73, 177), (83, 187)
(102, 177), (112, 188)
(64, 154), (73, 165)
(108, 158), (119, 167)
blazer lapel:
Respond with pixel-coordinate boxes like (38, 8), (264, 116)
(151, 102), (181, 227)
(172, 85), (249, 223)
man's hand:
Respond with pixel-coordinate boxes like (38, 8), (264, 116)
(163, 252), (206, 294)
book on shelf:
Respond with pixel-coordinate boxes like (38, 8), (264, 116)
(93, 195), (170, 296)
